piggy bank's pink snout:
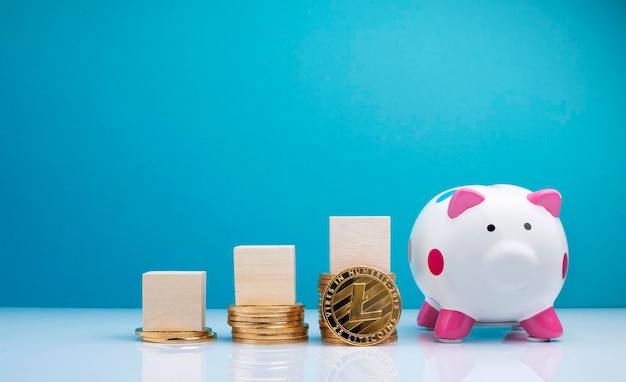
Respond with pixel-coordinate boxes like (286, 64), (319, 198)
(484, 242), (540, 290)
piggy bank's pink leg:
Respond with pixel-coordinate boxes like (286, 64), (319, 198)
(417, 301), (439, 329)
(435, 309), (475, 343)
(520, 307), (563, 341)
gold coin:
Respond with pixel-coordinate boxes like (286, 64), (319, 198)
(228, 312), (304, 322)
(320, 326), (397, 338)
(231, 326), (309, 336)
(322, 337), (398, 346)
(135, 327), (214, 338)
(227, 318), (304, 329)
(231, 332), (309, 341)
(228, 308), (304, 317)
(319, 273), (396, 282)
(319, 272), (397, 339)
(231, 331), (310, 339)
(135, 327), (217, 343)
(228, 315), (305, 323)
(231, 331), (308, 339)
(228, 303), (305, 314)
(232, 324), (309, 335)
(228, 313), (304, 322)
(321, 266), (401, 347)
(321, 334), (397, 345)
(228, 319), (305, 328)
(139, 334), (218, 344)
(232, 336), (309, 345)
(318, 330), (399, 345)
(230, 319), (305, 329)
(319, 271), (397, 302)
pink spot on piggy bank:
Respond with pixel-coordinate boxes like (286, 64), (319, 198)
(428, 249), (444, 276)
(409, 185), (569, 342)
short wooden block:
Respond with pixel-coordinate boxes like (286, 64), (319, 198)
(142, 271), (206, 331)
(329, 216), (391, 274)
(234, 245), (296, 306)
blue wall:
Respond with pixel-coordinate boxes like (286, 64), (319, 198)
(1, 0), (625, 308)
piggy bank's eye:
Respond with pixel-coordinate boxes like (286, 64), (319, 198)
(487, 224), (496, 232)
(524, 222), (532, 230)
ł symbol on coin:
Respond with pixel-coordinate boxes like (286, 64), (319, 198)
(350, 283), (383, 322)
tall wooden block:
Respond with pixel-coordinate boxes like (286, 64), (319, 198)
(142, 271), (206, 331)
(234, 245), (296, 306)
(329, 216), (391, 274)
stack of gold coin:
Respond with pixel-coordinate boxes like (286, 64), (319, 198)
(135, 327), (217, 344)
(318, 270), (399, 345)
(228, 303), (309, 345)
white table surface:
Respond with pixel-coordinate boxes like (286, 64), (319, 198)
(0, 308), (624, 381)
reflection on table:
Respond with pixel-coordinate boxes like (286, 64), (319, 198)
(415, 330), (563, 382)
(138, 342), (212, 382)
(229, 342), (309, 381)
(319, 344), (399, 382)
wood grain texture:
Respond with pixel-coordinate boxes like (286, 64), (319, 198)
(142, 271), (206, 331)
(329, 216), (391, 274)
(234, 245), (296, 306)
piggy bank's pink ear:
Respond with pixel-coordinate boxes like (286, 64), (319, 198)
(448, 188), (485, 218)
(527, 189), (561, 217)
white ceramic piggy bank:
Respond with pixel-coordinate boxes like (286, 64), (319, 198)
(409, 185), (568, 342)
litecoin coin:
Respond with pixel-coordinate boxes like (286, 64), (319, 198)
(322, 266), (401, 346)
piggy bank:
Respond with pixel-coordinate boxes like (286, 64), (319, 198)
(408, 185), (568, 342)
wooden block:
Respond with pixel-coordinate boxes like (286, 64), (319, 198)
(234, 245), (296, 306)
(142, 271), (206, 331)
(329, 216), (391, 274)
